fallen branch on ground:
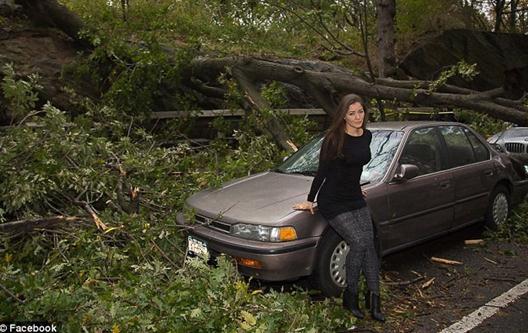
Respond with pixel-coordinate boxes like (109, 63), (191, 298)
(465, 239), (485, 245)
(483, 256), (498, 265)
(0, 216), (87, 234)
(431, 256), (463, 265)
(421, 277), (436, 289)
(0, 283), (25, 304)
(75, 201), (108, 231)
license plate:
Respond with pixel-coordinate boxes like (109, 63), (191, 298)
(187, 236), (209, 259)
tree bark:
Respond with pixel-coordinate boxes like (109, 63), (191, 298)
(231, 67), (298, 152)
(510, 0), (519, 32)
(376, 0), (396, 78)
(494, 0), (506, 32)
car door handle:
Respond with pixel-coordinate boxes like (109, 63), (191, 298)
(484, 169), (494, 176)
(438, 181), (451, 189)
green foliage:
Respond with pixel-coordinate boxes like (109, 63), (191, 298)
(428, 61), (479, 93)
(396, 0), (465, 46)
(1, 236), (355, 331)
(455, 109), (508, 138)
(0, 67), (353, 332)
(487, 202), (528, 243)
(1, 63), (42, 123)
(64, 28), (198, 117)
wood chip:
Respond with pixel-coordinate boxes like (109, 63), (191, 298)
(431, 256), (463, 265)
(417, 287), (425, 298)
(421, 277), (436, 289)
(465, 239), (485, 245)
(411, 270), (424, 277)
(483, 256), (498, 265)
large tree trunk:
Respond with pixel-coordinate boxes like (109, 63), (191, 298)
(376, 0), (396, 78)
(510, 0), (519, 32)
(494, 0), (506, 32)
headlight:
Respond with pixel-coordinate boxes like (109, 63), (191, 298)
(231, 224), (297, 242)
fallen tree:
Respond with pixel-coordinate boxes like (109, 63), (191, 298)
(191, 56), (528, 125)
(9, 0), (528, 152)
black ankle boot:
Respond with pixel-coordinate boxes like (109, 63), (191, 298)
(343, 289), (364, 319)
(368, 292), (386, 322)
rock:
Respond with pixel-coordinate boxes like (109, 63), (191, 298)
(0, 0), (21, 16)
(399, 29), (528, 97)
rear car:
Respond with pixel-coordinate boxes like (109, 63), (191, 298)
(177, 121), (528, 297)
(487, 127), (528, 154)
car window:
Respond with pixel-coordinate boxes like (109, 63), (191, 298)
(463, 128), (490, 162)
(439, 126), (476, 167)
(399, 127), (444, 176)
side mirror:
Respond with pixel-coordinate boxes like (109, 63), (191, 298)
(393, 164), (419, 182)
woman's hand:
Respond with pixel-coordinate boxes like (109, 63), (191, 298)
(293, 201), (315, 215)
(362, 189), (367, 198)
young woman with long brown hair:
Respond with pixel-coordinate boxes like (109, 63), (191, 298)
(293, 94), (385, 322)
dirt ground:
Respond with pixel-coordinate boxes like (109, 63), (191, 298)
(360, 224), (528, 333)
(253, 224), (528, 333)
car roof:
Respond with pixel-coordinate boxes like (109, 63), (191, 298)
(367, 121), (464, 132)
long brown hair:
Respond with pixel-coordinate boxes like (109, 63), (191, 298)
(321, 94), (368, 161)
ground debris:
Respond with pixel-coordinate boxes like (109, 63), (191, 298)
(431, 256), (463, 265)
(464, 239), (485, 245)
(421, 277), (436, 289)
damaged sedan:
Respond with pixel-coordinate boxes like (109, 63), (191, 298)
(177, 121), (528, 297)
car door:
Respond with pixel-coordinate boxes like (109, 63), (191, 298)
(438, 125), (494, 228)
(382, 126), (454, 250)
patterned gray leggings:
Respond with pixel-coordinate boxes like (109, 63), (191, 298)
(328, 206), (380, 295)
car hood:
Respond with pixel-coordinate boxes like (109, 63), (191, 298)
(500, 137), (528, 143)
(187, 171), (313, 225)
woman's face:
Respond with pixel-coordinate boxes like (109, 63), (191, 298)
(343, 102), (365, 129)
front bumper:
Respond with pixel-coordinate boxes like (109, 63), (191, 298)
(177, 212), (319, 281)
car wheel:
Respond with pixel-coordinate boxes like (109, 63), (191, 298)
(484, 185), (510, 229)
(312, 228), (348, 297)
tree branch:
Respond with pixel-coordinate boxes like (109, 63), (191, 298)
(0, 216), (88, 234)
(191, 57), (528, 125)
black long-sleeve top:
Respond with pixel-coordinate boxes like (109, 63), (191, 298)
(307, 130), (372, 220)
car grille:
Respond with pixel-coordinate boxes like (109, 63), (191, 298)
(505, 143), (526, 153)
(194, 214), (231, 233)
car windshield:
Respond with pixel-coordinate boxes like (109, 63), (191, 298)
(276, 129), (403, 184)
(504, 128), (528, 138)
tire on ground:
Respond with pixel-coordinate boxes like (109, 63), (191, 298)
(484, 184), (510, 230)
(311, 227), (346, 297)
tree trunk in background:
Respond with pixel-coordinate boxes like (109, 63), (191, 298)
(376, 0), (396, 78)
(510, 0), (518, 32)
(493, 0), (506, 32)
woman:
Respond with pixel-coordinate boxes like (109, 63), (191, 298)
(293, 94), (385, 322)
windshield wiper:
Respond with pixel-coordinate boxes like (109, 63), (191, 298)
(287, 170), (316, 176)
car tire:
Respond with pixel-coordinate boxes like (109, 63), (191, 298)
(484, 185), (510, 229)
(311, 228), (348, 297)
